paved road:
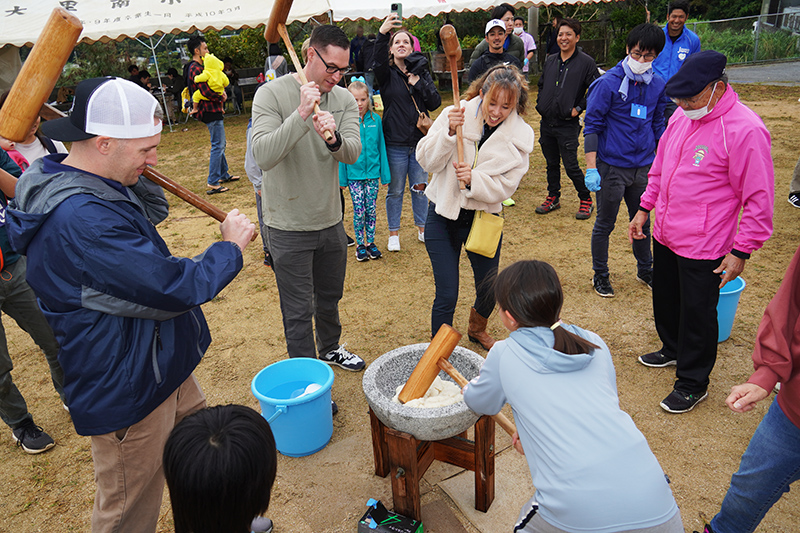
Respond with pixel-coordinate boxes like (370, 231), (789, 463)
(728, 60), (800, 86)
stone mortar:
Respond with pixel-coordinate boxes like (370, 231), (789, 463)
(363, 343), (484, 441)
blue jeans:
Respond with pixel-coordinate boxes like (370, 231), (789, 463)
(425, 204), (500, 337)
(591, 161), (652, 277)
(386, 144), (428, 231)
(206, 119), (230, 186)
(711, 399), (800, 533)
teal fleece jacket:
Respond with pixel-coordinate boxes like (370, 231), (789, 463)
(339, 111), (390, 186)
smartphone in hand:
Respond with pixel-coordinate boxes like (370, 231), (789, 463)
(391, 3), (403, 21)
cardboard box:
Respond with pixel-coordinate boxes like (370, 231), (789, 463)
(357, 499), (423, 533)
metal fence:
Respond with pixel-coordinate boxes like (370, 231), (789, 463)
(689, 12), (800, 64)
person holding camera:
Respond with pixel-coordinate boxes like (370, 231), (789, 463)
(372, 13), (441, 251)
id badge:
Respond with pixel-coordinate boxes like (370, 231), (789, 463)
(631, 103), (647, 119)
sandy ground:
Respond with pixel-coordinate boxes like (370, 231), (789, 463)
(0, 83), (799, 532)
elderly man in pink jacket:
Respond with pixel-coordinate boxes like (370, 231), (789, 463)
(629, 50), (774, 414)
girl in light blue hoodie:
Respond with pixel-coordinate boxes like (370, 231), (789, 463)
(463, 260), (682, 533)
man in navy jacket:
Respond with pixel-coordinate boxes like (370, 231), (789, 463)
(583, 24), (669, 298)
(6, 77), (255, 533)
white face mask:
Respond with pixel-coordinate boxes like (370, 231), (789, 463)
(513, 27), (523, 35)
(627, 56), (652, 75)
(683, 82), (718, 121)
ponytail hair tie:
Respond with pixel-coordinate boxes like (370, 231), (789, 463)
(550, 320), (562, 331)
(350, 75), (366, 84)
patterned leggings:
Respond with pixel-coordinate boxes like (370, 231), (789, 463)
(348, 178), (380, 246)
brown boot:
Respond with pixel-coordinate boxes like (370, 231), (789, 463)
(467, 307), (496, 350)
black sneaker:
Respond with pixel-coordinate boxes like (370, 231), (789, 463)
(593, 274), (614, 298)
(638, 351), (677, 367)
(637, 270), (653, 290)
(355, 245), (369, 262)
(535, 195), (560, 214)
(789, 192), (800, 209)
(660, 389), (708, 413)
(12, 420), (55, 454)
(347, 234), (355, 247)
(319, 343), (365, 372)
(366, 243), (382, 260)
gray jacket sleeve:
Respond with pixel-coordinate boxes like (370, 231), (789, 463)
(128, 176), (169, 225)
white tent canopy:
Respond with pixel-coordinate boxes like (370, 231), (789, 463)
(0, 0), (330, 47)
(0, 0), (602, 47)
(330, 0), (602, 22)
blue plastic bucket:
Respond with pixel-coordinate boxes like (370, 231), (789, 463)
(251, 358), (334, 457)
(717, 276), (746, 343)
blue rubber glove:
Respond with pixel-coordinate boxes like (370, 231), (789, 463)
(524, 57), (529, 67)
(585, 168), (601, 192)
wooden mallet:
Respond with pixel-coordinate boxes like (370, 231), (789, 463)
(264, 0), (334, 142)
(398, 324), (517, 436)
(0, 8), (82, 143)
(439, 24), (466, 191)
(0, 9), (255, 239)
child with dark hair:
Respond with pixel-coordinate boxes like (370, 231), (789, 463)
(163, 404), (278, 533)
(462, 260), (682, 532)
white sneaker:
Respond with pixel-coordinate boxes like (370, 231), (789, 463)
(388, 235), (400, 251)
(418, 231), (425, 243)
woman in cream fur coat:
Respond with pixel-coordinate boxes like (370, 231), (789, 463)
(416, 65), (534, 349)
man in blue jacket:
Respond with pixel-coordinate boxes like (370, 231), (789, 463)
(584, 24), (669, 298)
(6, 77), (255, 533)
(652, 0), (700, 119)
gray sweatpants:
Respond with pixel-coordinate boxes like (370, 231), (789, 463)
(0, 256), (65, 429)
(514, 497), (683, 533)
(267, 222), (347, 359)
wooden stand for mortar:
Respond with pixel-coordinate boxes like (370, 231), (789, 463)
(368, 408), (495, 522)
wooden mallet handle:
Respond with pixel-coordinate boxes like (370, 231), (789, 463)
(142, 167), (258, 242)
(439, 25), (466, 190)
(264, 0), (333, 142)
(0, 8), (82, 143)
(437, 358), (517, 437)
(142, 167), (226, 222)
(398, 324), (463, 404)
(275, 24), (334, 142)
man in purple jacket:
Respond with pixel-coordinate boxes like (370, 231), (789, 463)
(629, 50), (774, 414)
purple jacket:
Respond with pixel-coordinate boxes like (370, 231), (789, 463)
(639, 87), (774, 260)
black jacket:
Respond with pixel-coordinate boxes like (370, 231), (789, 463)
(468, 52), (522, 83)
(371, 32), (441, 146)
(536, 47), (599, 125)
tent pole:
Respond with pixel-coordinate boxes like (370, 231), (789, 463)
(137, 34), (174, 133)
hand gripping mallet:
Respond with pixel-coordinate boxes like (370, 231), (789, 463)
(398, 324), (517, 436)
(264, 0), (334, 142)
(439, 25), (466, 190)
